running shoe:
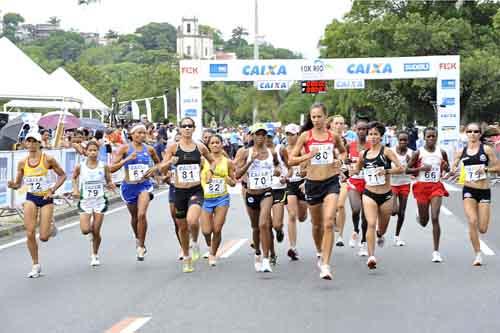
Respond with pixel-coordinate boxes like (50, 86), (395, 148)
(50, 222), (58, 238)
(136, 246), (146, 261)
(432, 251), (443, 263)
(261, 258), (273, 273)
(358, 242), (368, 257)
(316, 255), (322, 269)
(336, 236), (345, 247)
(90, 255), (100, 267)
(183, 257), (194, 273)
(376, 234), (385, 248)
(276, 228), (284, 243)
(208, 255), (217, 267)
(254, 255), (262, 272)
(473, 253), (482, 266)
(250, 241), (255, 249)
(27, 264), (41, 278)
(394, 236), (406, 247)
(319, 264), (333, 280)
(287, 248), (299, 261)
(349, 232), (358, 248)
(192, 243), (201, 262)
(270, 255), (277, 266)
(203, 251), (210, 259)
(367, 256), (377, 269)
(178, 252), (184, 261)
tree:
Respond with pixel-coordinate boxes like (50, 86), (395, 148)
(42, 31), (87, 63)
(135, 22), (177, 52)
(199, 24), (224, 49)
(2, 12), (25, 42)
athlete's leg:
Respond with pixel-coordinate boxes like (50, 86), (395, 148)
(91, 213), (104, 255)
(377, 197), (394, 237)
(272, 201), (285, 234)
(362, 195), (378, 257)
(286, 195), (299, 249)
(126, 204), (139, 240)
(200, 210), (214, 251)
(136, 191), (151, 248)
(395, 194), (408, 237)
(429, 196), (442, 251)
(259, 196), (273, 259)
(308, 204), (323, 254)
(321, 193), (338, 265)
(23, 201), (39, 264)
(348, 190), (362, 234)
(477, 202), (491, 234)
(335, 184), (347, 237)
(464, 199), (480, 252)
(39, 203), (54, 242)
(80, 213), (92, 236)
(211, 205), (229, 256)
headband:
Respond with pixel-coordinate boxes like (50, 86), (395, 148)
(130, 124), (146, 133)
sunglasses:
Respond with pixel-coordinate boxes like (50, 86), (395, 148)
(181, 124), (194, 129)
(466, 130), (480, 134)
(286, 132), (297, 136)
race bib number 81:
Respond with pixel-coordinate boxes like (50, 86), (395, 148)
(176, 164), (200, 183)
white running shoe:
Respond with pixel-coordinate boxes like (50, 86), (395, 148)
(377, 235), (385, 248)
(349, 232), (358, 248)
(203, 251), (210, 259)
(261, 258), (272, 273)
(254, 255), (262, 272)
(432, 251), (443, 263)
(192, 244), (201, 262)
(316, 255), (322, 269)
(137, 246), (146, 261)
(50, 222), (58, 238)
(394, 236), (406, 247)
(358, 242), (368, 257)
(367, 256), (377, 269)
(208, 255), (217, 267)
(473, 252), (482, 266)
(27, 264), (41, 278)
(90, 255), (100, 267)
(336, 236), (345, 247)
(319, 264), (333, 280)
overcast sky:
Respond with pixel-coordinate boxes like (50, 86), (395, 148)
(1, 0), (352, 58)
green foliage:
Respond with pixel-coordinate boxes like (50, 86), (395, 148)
(2, 12), (25, 42)
(135, 22), (177, 52)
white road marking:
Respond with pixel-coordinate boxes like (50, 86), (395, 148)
(121, 317), (152, 333)
(480, 240), (496, 256)
(219, 238), (247, 258)
(441, 205), (453, 216)
(0, 190), (168, 252)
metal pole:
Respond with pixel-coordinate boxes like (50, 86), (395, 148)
(252, 0), (259, 124)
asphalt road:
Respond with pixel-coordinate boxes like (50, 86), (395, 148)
(0, 183), (498, 333)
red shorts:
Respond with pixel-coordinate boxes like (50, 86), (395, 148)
(412, 182), (449, 204)
(347, 177), (365, 194)
(391, 184), (411, 197)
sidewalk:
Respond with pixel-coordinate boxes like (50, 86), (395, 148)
(0, 193), (122, 239)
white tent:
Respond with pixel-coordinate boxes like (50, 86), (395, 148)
(4, 67), (109, 119)
(0, 37), (79, 103)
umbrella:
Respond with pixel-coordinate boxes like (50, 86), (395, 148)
(0, 116), (25, 141)
(38, 111), (80, 130)
(80, 118), (106, 130)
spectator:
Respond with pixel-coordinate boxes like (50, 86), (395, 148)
(407, 123), (418, 150)
(40, 129), (51, 149)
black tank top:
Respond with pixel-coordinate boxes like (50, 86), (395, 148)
(363, 146), (391, 170)
(461, 143), (489, 166)
(175, 143), (201, 165)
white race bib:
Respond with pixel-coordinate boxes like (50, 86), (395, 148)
(24, 176), (49, 193)
(420, 165), (440, 182)
(206, 178), (225, 195)
(464, 164), (487, 182)
(289, 166), (303, 182)
(249, 169), (272, 190)
(311, 144), (334, 165)
(128, 164), (149, 182)
(83, 182), (104, 199)
(176, 164), (200, 183)
(363, 167), (386, 186)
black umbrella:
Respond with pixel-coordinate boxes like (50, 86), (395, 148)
(0, 116), (25, 141)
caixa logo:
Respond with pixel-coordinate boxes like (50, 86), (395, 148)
(404, 63), (430, 72)
(347, 63), (392, 74)
(242, 64), (287, 76)
(184, 109), (197, 117)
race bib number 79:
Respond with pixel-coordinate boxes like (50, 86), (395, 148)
(83, 183), (104, 199)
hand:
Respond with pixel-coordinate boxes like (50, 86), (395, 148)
(420, 164), (432, 172)
(274, 168), (281, 177)
(279, 176), (287, 184)
(7, 180), (19, 190)
(333, 159), (342, 168)
(142, 166), (157, 179)
(308, 147), (319, 159)
(169, 156), (179, 165)
(43, 188), (54, 200)
(106, 183), (117, 193)
(376, 168), (387, 176)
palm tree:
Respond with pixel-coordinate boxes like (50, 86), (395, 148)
(48, 16), (60, 26)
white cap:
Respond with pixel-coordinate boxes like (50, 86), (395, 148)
(284, 124), (300, 135)
(25, 132), (42, 142)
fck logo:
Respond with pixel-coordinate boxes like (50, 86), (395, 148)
(182, 67), (199, 74)
(439, 63), (457, 70)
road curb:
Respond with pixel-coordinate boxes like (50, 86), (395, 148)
(0, 195), (123, 239)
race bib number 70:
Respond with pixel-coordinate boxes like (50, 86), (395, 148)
(249, 170), (272, 190)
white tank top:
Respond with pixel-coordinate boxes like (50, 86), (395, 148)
(247, 147), (274, 190)
(391, 147), (413, 186)
(417, 147), (443, 183)
(272, 145), (287, 190)
(79, 161), (106, 199)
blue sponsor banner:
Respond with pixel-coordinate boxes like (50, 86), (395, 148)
(404, 63), (430, 72)
(441, 97), (456, 106)
(441, 79), (456, 89)
(209, 64), (228, 78)
(185, 108), (198, 117)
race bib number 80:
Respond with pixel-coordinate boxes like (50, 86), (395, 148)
(311, 144), (334, 165)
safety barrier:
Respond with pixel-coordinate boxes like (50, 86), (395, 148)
(0, 148), (125, 211)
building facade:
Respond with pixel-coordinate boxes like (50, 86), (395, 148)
(176, 17), (214, 60)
